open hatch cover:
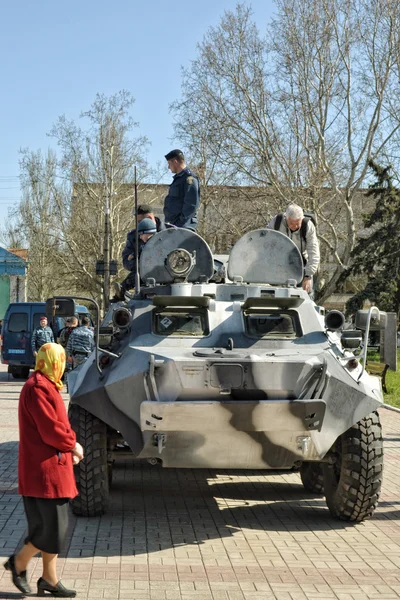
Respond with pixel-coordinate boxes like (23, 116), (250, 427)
(228, 229), (304, 285)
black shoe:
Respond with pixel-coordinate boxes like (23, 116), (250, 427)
(37, 577), (76, 597)
(109, 294), (122, 304)
(4, 554), (32, 594)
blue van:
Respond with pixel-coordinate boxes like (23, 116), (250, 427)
(1, 302), (92, 379)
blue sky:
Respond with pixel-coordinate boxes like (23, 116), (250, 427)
(0, 0), (275, 227)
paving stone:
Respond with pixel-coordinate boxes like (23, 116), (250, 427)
(0, 366), (400, 599)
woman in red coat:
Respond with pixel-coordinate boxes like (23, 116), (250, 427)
(4, 343), (83, 597)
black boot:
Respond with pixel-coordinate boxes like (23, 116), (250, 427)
(37, 577), (76, 597)
(4, 554), (32, 594)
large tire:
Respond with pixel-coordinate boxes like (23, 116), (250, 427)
(323, 411), (383, 522)
(299, 463), (324, 494)
(68, 404), (109, 517)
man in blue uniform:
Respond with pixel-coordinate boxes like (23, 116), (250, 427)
(164, 149), (200, 231)
(31, 316), (54, 357)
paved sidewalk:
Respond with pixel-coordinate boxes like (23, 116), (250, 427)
(0, 365), (399, 599)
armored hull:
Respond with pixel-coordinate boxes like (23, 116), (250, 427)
(66, 228), (384, 521)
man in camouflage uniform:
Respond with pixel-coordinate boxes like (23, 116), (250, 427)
(31, 316), (54, 357)
(66, 316), (95, 369)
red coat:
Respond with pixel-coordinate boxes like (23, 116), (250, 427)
(18, 372), (78, 499)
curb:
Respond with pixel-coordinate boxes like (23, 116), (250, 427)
(382, 403), (400, 413)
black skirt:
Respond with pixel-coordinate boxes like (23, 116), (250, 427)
(23, 497), (69, 554)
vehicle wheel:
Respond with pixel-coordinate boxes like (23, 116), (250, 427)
(10, 367), (21, 379)
(299, 463), (324, 493)
(323, 411), (383, 522)
(21, 367), (30, 379)
(68, 404), (109, 517)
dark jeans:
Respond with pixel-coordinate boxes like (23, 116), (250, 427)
(120, 272), (136, 294)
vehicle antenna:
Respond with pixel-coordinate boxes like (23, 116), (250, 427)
(134, 166), (140, 296)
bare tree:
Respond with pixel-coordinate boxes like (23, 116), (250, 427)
(3, 92), (150, 310)
(13, 91), (149, 310)
(0, 150), (65, 301)
(172, 1), (400, 301)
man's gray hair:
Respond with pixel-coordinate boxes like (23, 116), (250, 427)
(285, 204), (304, 220)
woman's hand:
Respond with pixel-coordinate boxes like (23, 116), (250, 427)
(72, 442), (84, 464)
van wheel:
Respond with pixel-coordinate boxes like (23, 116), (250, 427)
(21, 367), (30, 379)
(323, 412), (383, 522)
(11, 367), (24, 379)
(68, 404), (109, 517)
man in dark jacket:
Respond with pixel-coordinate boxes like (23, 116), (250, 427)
(111, 206), (164, 302)
(164, 149), (200, 231)
(122, 204), (164, 272)
(58, 317), (77, 348)
(31, 316), (54, 357)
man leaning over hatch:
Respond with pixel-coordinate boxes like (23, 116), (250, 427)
(164, 149), (200, 231)
(267, 203), (320, 294)
(111, 204), (165, 302)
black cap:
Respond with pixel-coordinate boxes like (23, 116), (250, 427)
(137, 204), (154, 215)
(165, 149), (184, 161)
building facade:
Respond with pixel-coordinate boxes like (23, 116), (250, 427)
(0, 248), (27, 318)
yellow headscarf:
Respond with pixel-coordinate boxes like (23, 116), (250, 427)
(35, 343), (66, 390)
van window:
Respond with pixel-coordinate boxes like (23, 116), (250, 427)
(8, 313), (28, 333)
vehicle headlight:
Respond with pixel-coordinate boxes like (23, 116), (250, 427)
(165, 248), (195, 278)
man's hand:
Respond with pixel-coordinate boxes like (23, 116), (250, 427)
(33, 351), (37, 357)
(128, 253), (134, 261)
(72, 442), (84, 464)
(302, 277), (312, 293)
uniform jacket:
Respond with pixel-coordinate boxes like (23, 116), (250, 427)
(31, 326), (54, 353)
(163, 168), (200, 230)
(18, 372), (78, 499)
(122, 216), (165, 271)
(66, 326), (95, 357)
(267, 216), (320, 277)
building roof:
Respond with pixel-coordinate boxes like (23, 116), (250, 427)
(8, 248), (28, 260)
(0, 247), (27, 276)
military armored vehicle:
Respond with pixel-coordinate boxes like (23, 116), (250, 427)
(63, 228), (384, 522)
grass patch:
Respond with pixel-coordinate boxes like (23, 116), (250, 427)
(366, 348), (400, 409)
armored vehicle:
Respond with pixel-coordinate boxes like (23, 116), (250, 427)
(64, 228), (384, 522)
